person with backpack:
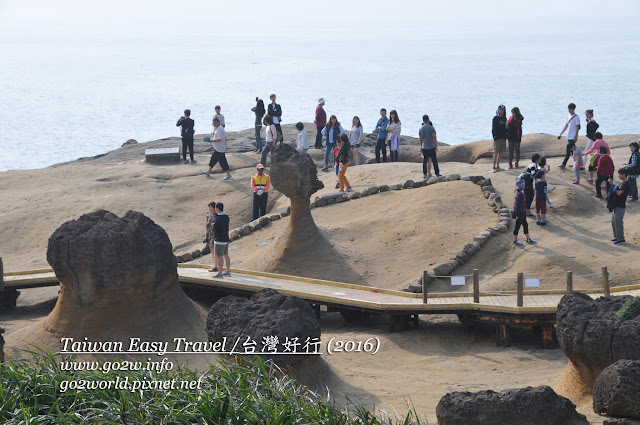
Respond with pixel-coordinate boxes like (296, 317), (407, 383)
(608, 168), (630, 245)
(251, 98), (266, 152)
(558, 103), (581, 168)
(176, 109), (195, 163)
(582, 109), (599, 166)
(507, 107), (524, 169)
(492, 105), (508, 172)
(627, 142), (639, 202)
(595, 145), (615, 199)
(512, 179), (536, 246)
(521, 154), (541, 216)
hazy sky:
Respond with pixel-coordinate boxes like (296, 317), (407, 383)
(2, 0), (639, 41)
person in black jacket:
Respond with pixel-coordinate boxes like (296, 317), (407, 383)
(507, 107), (524, 169)
(176, 109), (196, 163)
(212, 202), (231, 278)
(582, 109), (599, 166)
(267, 94), (283, 139)
(251, 98), (266, 152)
(337, 134), (352, 192)
(492, 105), (508, 172)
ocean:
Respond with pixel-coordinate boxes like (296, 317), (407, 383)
(1, 29), (639, 171)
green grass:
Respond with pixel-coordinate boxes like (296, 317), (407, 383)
(615, 296), (640, 325)
(0, 347), (428, 424)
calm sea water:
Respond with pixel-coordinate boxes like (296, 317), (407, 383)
(1, 30), (639, 171)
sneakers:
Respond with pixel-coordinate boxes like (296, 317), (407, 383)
(222, 174), (232, 180)
(594, 195), (602, 199)
(526, 238), (537, 244)
(614, 240), (627, 245)
(320, 165), (329, 172)
(586, 178), (593, 183)
(514, 163), (519, 168)
(423, 175), (429, 180)
(208, 267), (218, 272)
(514, 240), (524, 246)
(191, 159), (197, 164)
(346, 187), (353, 192)
(543, 218), (549, 224)
(630, 199), (638, 203)
(201, 170), (211, 177)
(611, 238), (618, 242)
(528, 212), (536, 217)
(183, 159), (189, 164)
(572, 180), (580, 184)
(508, 164), (513, 170)
(559, 164), (566, 168)
(335, 182), (340, 189)
(547, 202), (554, 208)
(223, 272), (231, 276)
(536, 220), (541, 225)
(214, 273), (224, 278)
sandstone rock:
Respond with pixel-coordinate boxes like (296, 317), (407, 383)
(469, 176), (486, 184)
(268, 213), (281, 221)
(446, 174), (461, 181)
(461, 176), (472, 181)
(408, 282), (423, 293)
(206, 288), (321, 367)
(175, 255), (183, 263)
(259, 216), (271, 226)
(433, 263), (454, 277)
(402, 180), (414, 188)
(456, 251), (471, 263)
(349, 191), (361, 199)
(191, 249), (201, 259)
(436, 385), (589, 425)
(229, 229), (240, 240)
(390, 184), (402, 190)
(368, 186), (380, 194)
(497, 224), (508, 233)
(248, 220), (261, 232)
(240, 224), (251, 236)
(182, 252), (193, 261)
(437, 176), (447, 182)
(426, 177), (439, 185)
(379, 184), (389, 192)
(360, 188), (370, 196)
(121, 139), (138, 147)
(412, 181), (424, 188)
(201, 245), (211, 255)
(593, 359), (640, 419)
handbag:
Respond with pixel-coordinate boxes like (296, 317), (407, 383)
(389, 132), (400, 151)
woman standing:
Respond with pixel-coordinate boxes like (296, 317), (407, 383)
(492, 105), (508, 172)
(260, 115), (278, 166)
(507, 107), (524, 169)
(251, 98), (266, 152)
(627, 142), (639, 202)
(337, 134), (353, 192)
(205, 202), (218, 272)
(321, 115), (345, 171)
(582, 109), (599, 166)
(387, 110), (401, 162)
(349, 116), (364, 166)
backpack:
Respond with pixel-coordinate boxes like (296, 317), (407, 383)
(606, 185), (617, 212)
(590, 154), (600, 168)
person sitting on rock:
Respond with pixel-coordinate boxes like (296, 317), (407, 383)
(212, 202), (231, 278)
(251, 164), (270, 220)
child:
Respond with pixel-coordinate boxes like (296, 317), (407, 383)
(513, 179), (536, 246)
(333, 143), (341, 189)
(587, 151), (601, 184)
(538, 157), (555, 208)
(535, 170), (553, 225)
(295, 122), (309, 155)
(521, 154), (540, 217)
(595, 145), (615, 199)
(571, 144), (583, 184)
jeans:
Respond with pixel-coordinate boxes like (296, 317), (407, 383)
(261, 143), (275, 167)
(612, 207), (625, 241)
(422, 148), (440, 176)
(629, 177), (638, 201)
(315, 126), (324, 148)
(182, 137), (194, 160)
(389, 146), (399, 162)
(508, 141), (520, 165)
(338, 162), (350, 191)
(252, 192), (268, 220)
(375, 138), (387, 163)
(596, 175), (612, 198)
(562, 140), (576, 166)
(255, 125), (263, 151)
(325, 142), (335, 166)
(573, 164), (581, 182)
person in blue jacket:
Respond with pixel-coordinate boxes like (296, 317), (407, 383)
(374, 108), (389, 163)
(320, 115), (345, 171)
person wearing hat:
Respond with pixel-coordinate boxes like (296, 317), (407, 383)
(492, 105), (508, 172)
(512, 179), (536, 246)
(251, 164), (271, 220)
(314, 98), (327, 149)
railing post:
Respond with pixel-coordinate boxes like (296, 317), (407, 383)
(422, 270), (428, 304)
(0, 257), (3, 292)
(517, 272), (524, 307)
(473, 269), (479, 303)
(602, 266), (610, 297)
(566, 271), (573, 293)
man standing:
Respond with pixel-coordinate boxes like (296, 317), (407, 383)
(251, 163), (270, 220)
(176, 109), (195, 163)
(558, 103), (580, 168)
(314, 98), (326, 149)
(374, 109), (389, 163)
(609, 168), (629, 245)
(212, 105), (225, 127)
(419, 115), (440, 178)
(212, 202), (231, 277)
(267, 94), (283, 139)
(201, 118), (232, 180)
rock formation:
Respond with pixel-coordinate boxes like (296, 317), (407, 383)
(556, 292), (640, 392)
(206, 288), (321, 368)
(593, 359), (640, 419)
(436, 385), (589, 425)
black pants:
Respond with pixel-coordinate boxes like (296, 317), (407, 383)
(252, 192), (268, 220)
(182, 137), (194, 160)
(524, 188), (534, 210)
(562, 140), (576, 166)
(422, 148), (440, 176)
(274, 124), (283, 140)
(208, 150), (229, 171)
(389, 145), (399, 162)
(315, 126), (323, 148)
(596, 175), (612, 198)
(513, 217), (528, 236)
(375, 138), (387, 163)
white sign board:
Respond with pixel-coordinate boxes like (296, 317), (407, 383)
(525, 278), (540, 288)
(451, 276), (466, 286)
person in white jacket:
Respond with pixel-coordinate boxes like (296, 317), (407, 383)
(295, 122), (309, 154)
(349, 116), (364, 165)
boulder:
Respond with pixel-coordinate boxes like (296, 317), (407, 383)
(402, 180), (414, 188)
(268, 213), (281, 221)
(379, 184), (389, 192)
(483, 191), (491, 199)
(477, 179), (488, 186)
(175, 255), (183, 263)
(474, 235), (488, 244)
(191, 249), (201, 259)
(461, 176), (472, 181)
(248, 220), (261, 232)
(497, 224), (508, 233)
(426, 177), (439, 185)
(259, 216), (271, 226)
(239, 224), (251, 236)
(229, 229), (240, 240)
(593, 359), (640, 419)
(446, 174), (461, 181)
(446, 259), (459, 270)
(316, 199), (327, 207)
(206, 288), (321, 367)
(469, 176), (486, 184)
(201, 245), (211, 255)
(408, 282), (423, 293)
(603, 420), (632, 425)
(121, 139), (138, 147)
(412, 181), (424, 188)
(483, 185), (496, 193)
(280, 210), (290, 217)
(182, 252), (193, 262)
(436, 385), (589, 425)
(360, 188), (370, 196)
(368, 186), (380, 194)
(437, 176), (447, 182)
(390, 184), (403, 190)
(456, 251), (471, 263)
(433, 263), (454, 277)
(463, 243), (478, 256)
(349, 191), (361, 199)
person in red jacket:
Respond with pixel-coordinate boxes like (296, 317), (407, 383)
(595, 145), (615, 199)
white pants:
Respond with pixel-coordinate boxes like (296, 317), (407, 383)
(582, 138), (594, 165)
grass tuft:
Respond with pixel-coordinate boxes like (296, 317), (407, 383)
(615, 296), (640, 325)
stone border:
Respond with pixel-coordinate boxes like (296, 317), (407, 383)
(176, 175), (511, 272)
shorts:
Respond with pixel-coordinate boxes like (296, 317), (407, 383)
(209, 150), (230, 171)
(214, 243), (229, 256)
(535, 199), (546, 215)
(493, 139), (506, 153)
(588, 164), (597, 172)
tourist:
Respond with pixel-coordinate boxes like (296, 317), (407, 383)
(538, 157), (555, 208)
(387, 110), (401, 162)
(337, 134), (352, 192)
(314, 98), (327, 149)
(584, 132), (609, 182)
(212, 105), (226, 128)
(558, 103), (580, 168)
(333, 142), (341, 189)
(176, 109), (195, 164)
(583, 109), (599, 166)
(609, 169), (630, 245)
(251, 97), (266, 152)
(571, 143), (583, 184)
(492, 105), (508, 172)
(595, 145), (614, 199)
(251, 163), (270, 220)
(321, 115), (345, 172)
(296, 122), (309, 154)
(260, 115), (278, 166)
(587, 150), (601, 185)
(535, 170), (552, 225)
(626, 142), (639, 202)
(350, 116), (364, 166)
(419, 114), (440, 179)
(267, 94), (283, 139)
(201, 118), (232, 180)
(507, 107), (524, 169)
(204, 201), (218, 272)
(212, 202), (231, 277)
(522, 154), (540, 216)
(513, 179), (536, 246)
(374, 109), (389, 163)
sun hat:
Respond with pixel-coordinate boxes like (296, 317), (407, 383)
(516, 179), (525, 190)
(257, 163), (265, 169)
(318, 98), (326, 105)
